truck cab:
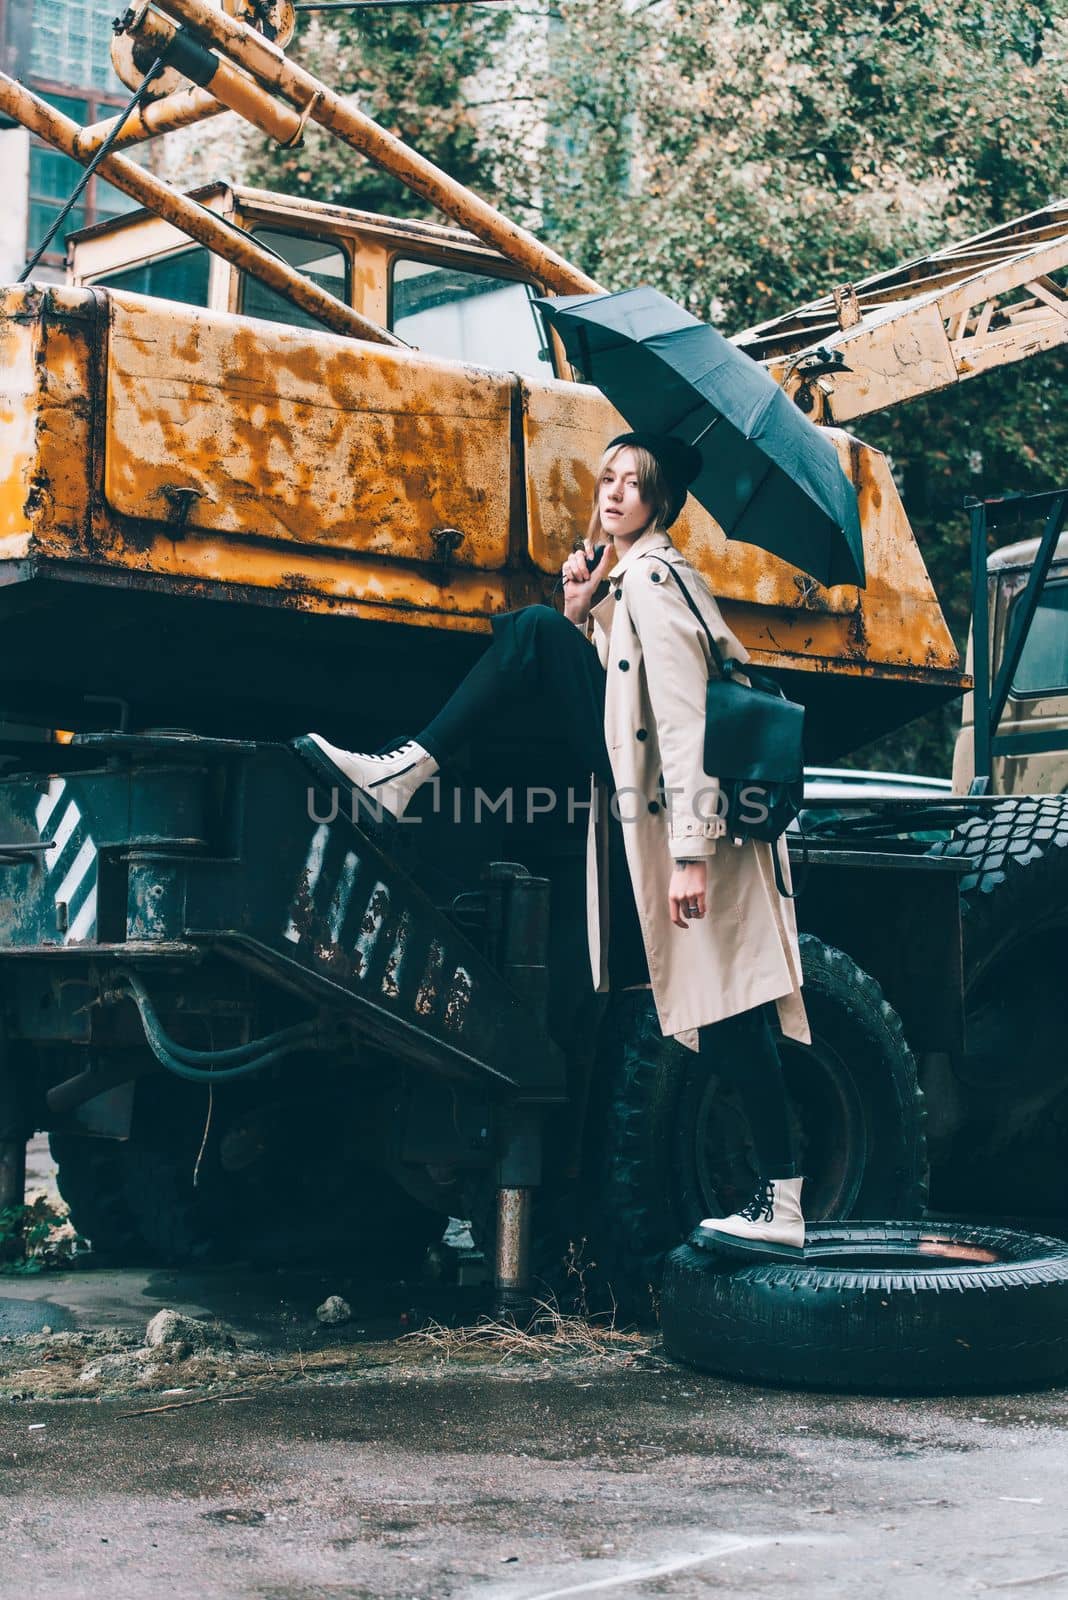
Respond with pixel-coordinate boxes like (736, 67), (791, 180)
(953, 530), (1068, 796)
(68, 181), (558, 382)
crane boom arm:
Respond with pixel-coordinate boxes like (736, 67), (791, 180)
(733, 201), (1068, 424)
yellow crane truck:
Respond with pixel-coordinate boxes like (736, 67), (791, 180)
(0, 0), (1065, 1301)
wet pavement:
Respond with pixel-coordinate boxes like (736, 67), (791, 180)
(3, 1139), (1067, 1597)
(3, 1359), (1068, 1598)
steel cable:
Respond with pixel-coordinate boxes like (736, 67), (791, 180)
(19, 54), (169, 283)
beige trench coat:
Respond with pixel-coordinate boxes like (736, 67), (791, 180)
(584, 527), (810, 1052)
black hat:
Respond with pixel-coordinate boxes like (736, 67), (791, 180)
(606, 432), (702, 527)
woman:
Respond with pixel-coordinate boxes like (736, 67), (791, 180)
(300, 432), (810, 1257)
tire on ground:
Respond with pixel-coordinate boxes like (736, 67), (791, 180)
(584, 934), (927, 1316)
(926, 795), (1068, 1213)
(661, 1223), (1068, 1392)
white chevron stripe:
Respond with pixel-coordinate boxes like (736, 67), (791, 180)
(327, 851), (360, 945)
(54, 836), (96, 910)
(355, 882), (389, 971)
(35, 778), (66, 834)
(65, 885), (98, 945)
(44, 800), (81, 872)
(284, 823), (331, 945)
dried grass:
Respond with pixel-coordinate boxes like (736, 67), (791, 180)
(401, 1295), (653, 1367)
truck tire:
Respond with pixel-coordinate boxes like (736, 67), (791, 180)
(660, 1223), (1068, 1392)
(586, 935), (927, 1315)
(52, 1126), (447, 1272)
(50, 1130), (239, 1264)
(926, 796), (1068, 1212)
(49, 1133), (144, 1259)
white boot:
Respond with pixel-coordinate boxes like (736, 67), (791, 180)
(295, 733), (438, 822)
(696, 1176), (805, 1260)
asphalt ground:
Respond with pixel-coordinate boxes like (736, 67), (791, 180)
(3, 1139), (1067, 1598)
(3, 1359), (1068, 1599)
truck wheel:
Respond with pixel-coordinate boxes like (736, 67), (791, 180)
(50, 1130), (237, 1264)
(926, 796), (1068, 1211)
(660, 1223), (1068, 1391)
(588, 935), (927, 1315)
(49, 1133), (144, 1259)
(53, 1124), (447, 1271)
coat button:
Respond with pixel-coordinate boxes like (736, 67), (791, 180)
(650, 571), (662, 583)
(636, 728), (647, 741)
(618, 659), (630, 671)
(613, 589), (622, 601)
(647, 800), (660, 814)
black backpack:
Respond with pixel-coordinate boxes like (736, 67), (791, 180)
(646, 557), (806, 897)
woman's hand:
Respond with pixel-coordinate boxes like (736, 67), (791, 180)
(670, 860), (707, 928)
(562, 542), (612, 624)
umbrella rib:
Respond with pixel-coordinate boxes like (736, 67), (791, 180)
(689, 413), (723, 448)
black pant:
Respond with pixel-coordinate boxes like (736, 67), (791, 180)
(699, 1007), (797, 1179)
(417, 605), (797, 1179)
(419, 606), (647, 987)
(419, 604), (613, 782)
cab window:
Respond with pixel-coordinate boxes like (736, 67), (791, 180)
(240, 229), (349, 330)
(1009, 581), (1068, 696)
(391, 258), (554, 379)
(88, 246), (210, 306)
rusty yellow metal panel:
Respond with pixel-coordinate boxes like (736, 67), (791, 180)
(768, 302), (959, 422)
(70, 526), (532, 631)
(0, 293), (37, 558)
(1, 285), (962, 690)
(0, 286), (95, 560)
(103, 292), (515, 570)
(520, 373), (622, 567)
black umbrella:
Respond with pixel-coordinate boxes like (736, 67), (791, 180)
(534, 285), (865, 589)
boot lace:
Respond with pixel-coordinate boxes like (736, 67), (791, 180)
(365, 740), (416, 763)
(738, 1179), (775, 1224)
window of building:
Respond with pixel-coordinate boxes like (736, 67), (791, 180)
(240, 229), (349, 331)
(30, 0), (118, 90)
(1009, 581), (1068, 697)
(87, 247), (212, 307)
(25, 2), (140, 265)
(390, 258), (555, 380)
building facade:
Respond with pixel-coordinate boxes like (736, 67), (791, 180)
(0, 0), (142, 281)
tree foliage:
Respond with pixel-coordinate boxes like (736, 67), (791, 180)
(244, 3), (510, 216)
(537, 2), (1066, 322)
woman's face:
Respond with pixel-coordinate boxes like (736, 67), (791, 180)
(598, 448), (655, 542)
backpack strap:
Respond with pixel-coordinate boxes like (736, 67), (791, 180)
(641, 554), (733, 681)
(773, 823), (808, 899)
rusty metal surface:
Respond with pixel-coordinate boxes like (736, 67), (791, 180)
(124, 5), (306, 147)
(75, 86), (227, 155)
(737, 201), (1068, 424)
(0, 286), (96, 563)
(0, 283), (965, 693)
(103, 291), (515, 571)
(494, 1186), (532, 1290)
(0, 296), (40, 560)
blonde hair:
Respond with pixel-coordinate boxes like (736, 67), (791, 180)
(586, 443), (675, 545)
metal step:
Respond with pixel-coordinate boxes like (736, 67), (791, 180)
(0, 734), (566, 1102)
